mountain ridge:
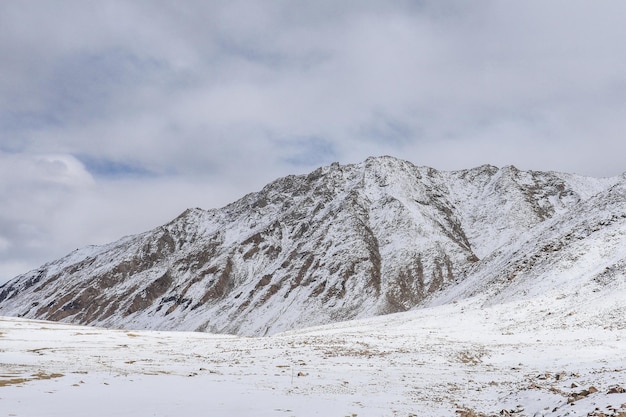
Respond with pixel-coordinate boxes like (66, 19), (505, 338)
(0, 156), (623, 336)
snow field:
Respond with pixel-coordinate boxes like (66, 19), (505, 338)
(1, 286), (625, 417)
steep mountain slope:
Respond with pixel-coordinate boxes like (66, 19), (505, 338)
(0, 156), (620, 336)
(429, 175), (626, 313)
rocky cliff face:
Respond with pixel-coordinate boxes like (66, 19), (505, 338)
(0, 156), (622, 336)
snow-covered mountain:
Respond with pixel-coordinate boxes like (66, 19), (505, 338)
(0, 156), (623, 336)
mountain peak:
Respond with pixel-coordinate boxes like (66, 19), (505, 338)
(0, 158), (622, 336)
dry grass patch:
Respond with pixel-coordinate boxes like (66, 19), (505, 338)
(456, 348), (485, 365)
(0, 377), (30, 387)
(0, 371), (64, 387)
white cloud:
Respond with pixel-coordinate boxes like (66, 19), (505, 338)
(1, 1), (626, 282)
(0, 236), (10, 252)
(34, 154), (95, 187)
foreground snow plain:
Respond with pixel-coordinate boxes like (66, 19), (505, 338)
(2, 277), (625, 417)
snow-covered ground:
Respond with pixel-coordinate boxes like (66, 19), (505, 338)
(2, 278), (625, 417)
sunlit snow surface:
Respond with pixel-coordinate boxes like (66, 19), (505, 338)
(2, 277), (625, 417)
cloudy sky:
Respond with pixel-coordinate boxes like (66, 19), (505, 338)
(1, 1), (626, 283)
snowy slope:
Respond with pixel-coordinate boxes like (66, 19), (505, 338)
(0, 156), (621, 336)
(428, 176), (626, 312)
(1, 274), (625, 417)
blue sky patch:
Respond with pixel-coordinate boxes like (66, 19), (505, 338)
(76, 154), (156, 179)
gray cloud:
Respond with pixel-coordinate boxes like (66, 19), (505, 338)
(1, 1), (626, 282)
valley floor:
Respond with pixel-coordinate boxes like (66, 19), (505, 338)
(1, 289), (625, 417)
